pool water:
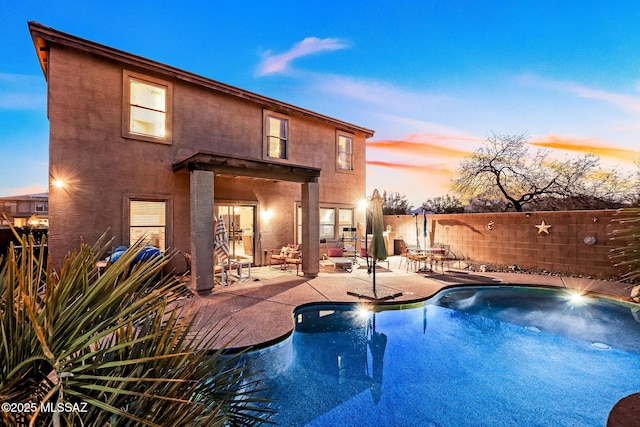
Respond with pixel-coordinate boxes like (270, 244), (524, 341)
(245, 286), (640, 426)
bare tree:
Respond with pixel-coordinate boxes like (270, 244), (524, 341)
(452, 132), (635, 212)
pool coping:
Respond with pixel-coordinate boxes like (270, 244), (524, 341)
(182, 256), (636, 352)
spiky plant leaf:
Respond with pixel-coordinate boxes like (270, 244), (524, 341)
(0, 230), (273, 426)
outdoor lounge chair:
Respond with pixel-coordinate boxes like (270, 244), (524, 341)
(284, 251), (303, 276)
(323, 239), (354, 272)
(270, 244), (300, 269)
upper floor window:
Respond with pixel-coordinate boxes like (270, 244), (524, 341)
(123, 71), (172, 144)
(265, 113), (288, 159)
(337, 133), (353, 171)
(35, 201), (48, 212)
(130, 79), (166, 137)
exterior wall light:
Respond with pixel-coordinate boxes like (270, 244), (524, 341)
(52, 179), (65, 189)
(261, 209), (273, 220)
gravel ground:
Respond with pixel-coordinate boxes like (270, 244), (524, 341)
(460, 260), (632, 283)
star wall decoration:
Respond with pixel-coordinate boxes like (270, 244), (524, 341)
(535, 221), (551, 234)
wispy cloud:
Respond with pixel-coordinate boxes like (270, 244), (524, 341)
(529, 134), (640, 164)
(519, 74), (640, 114)
(317, 74), (455, 112)
(0, 73), (46, 110)
(257, 37), (349, 76)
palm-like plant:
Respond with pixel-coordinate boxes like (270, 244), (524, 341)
(0, 232), (272, 426)
(609, 207), (640, 300)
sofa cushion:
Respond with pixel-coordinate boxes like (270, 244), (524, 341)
(327, 247), (343, 257)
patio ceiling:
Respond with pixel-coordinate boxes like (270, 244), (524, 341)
(172, 151), (321, 183)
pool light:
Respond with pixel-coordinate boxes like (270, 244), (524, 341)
(356, 304), (372, 321)
(566, 291), (588, 307)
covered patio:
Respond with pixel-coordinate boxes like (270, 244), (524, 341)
(173, 152), (321, 293)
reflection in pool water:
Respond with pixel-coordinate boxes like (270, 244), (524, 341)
(244, 286), (640, 426)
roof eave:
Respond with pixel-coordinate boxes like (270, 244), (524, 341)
(27, 21), (374, 138)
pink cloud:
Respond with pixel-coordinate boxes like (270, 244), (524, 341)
(529, 134), (640, 164)
(367, 139), (473, 159)
(0, 185), (48, 197)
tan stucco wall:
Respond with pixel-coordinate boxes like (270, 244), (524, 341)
(46, 44), (366, 269)
(384, 210), (626, 277)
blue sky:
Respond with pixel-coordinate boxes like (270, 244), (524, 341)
(2, 1), (640, 205)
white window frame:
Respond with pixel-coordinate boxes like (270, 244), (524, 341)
(319, 207), (335, 242)
(338, 208), (354, 235)
(124, 194), (172, 252)
(302, 206), (355, 243)
(263, 110), (289, 160)
(122, 70), (173, 144)
(336, 131), (354, 172)
(35, 201), (48, 212)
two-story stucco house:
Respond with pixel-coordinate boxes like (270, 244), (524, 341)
(0, 192), (49, 228)
(29, 22), (373, 292)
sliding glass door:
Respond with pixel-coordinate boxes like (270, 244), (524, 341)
(215, 205), (255, 264)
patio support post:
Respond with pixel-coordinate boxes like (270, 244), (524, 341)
(190, 169), (215, 293)
(301, 181), (320, 277)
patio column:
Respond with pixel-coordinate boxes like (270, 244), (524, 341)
(190, 169), (214, 293)
(301, 181), (319, 277)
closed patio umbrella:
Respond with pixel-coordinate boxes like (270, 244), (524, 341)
(214, 216), (230, 288)
(423, 209), (427, 242)
(368, 189), (387, 294)
(368, 312), (387, 404)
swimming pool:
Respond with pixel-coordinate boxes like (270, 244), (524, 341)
(244, 286), (640, 426)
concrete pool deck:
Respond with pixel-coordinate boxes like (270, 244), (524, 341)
(182, 255), (635, 350)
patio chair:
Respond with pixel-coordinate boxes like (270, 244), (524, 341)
(405, 249), (428, 272)
(214, 260), (234, 287)
(398, 240), (410, 269)
(430, 244), (455, 273)
(181, 251), (192, 275)
(323, 239), (353, 272)
(399, 243), (420, 270)
(284, 251), (303, 276)
(270, 244), (300, 269)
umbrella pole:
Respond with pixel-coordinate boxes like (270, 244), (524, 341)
(373, 259), (377, 294)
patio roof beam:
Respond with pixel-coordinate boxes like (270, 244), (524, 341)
(173, 152), (320, 183)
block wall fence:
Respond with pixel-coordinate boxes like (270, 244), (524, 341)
(384, 210), (627, 277)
